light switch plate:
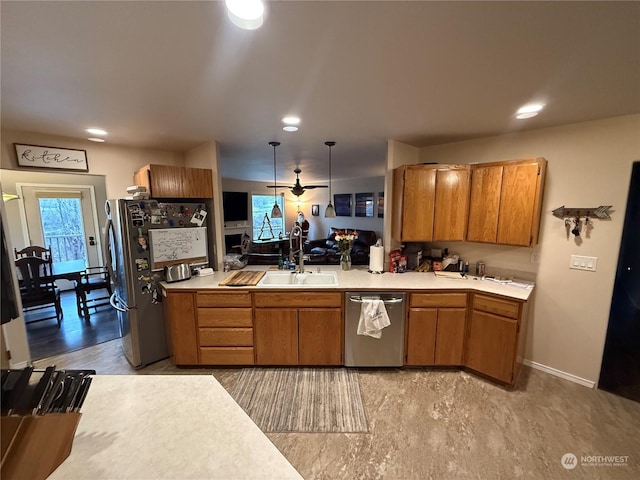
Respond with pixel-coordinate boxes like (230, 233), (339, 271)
(570, 255), (598, 272)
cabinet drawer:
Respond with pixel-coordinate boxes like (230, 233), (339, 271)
(473, 294), (520, 319)
(410, 293), (467, 308)
(197, 308), (253, 327)
(254, 292), (342, 308)
(199, 347), (255, 365)
(199, 328), (253, 347)
(197, 292), (252, 307)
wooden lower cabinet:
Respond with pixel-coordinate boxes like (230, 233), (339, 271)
(405, 293), (467, 366)
(254, 309), (298, 365)
(164, 291), (198, 365)
(195, 291), (255, 365)
(298, 308), (342, 365)
(254, 292), (343, 366)
(465, 294), (525, 385)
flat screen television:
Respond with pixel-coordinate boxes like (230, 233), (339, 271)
(222, 191), (249, 224)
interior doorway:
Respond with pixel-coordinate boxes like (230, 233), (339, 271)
(598, 161), (640, 402)
(17, 184), (103, 276)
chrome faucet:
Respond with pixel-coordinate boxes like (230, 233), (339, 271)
(289, 224), (305, 273)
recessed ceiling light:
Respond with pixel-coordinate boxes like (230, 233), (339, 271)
(88, 137), (106, 143)
(225, 0), (264, 30)
(516, 103), (545, 119)
(86, 128), (108, 136)
(282, 116), (300, 125)
(283, 126), (299, 132)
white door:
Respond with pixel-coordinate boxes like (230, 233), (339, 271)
(17, 184), (102, 272)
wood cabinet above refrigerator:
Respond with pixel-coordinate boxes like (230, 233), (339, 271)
(392, 164), (470, 242)
(133, 164), (214, 199)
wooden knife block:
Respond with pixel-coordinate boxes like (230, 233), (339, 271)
(1, 413), (81, 480)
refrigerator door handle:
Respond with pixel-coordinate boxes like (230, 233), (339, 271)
(110, 293), (127, 313)
(104, 216), (116, 283)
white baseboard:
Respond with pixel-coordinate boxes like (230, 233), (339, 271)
(11, 360), (30, 369)
(523, 359), (596, 389)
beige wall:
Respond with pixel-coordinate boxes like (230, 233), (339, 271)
(415, 114), (640, 383)
(1, 129), (184, 198)
(185, 141), (225, 270)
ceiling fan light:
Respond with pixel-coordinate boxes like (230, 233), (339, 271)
(271, 203), (283, 218)
(324, 202), (336, 218)
(283, 125), (298, 132)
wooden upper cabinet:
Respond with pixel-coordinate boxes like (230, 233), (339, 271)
(133, 164), (214, 199)
(467, 158), (547, 247)
(433, 167), (470, 241)
(467, 165), (503, 243)
(392, 164), (470, 242)
(392, 165), (436, 241)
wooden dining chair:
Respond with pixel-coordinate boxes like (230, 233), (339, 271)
(14, 245), (52, 261)
(75, 266), (112, 320)
(15, 256), (63, 327)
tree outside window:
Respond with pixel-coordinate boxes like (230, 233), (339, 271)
(251, 194), (285, 240)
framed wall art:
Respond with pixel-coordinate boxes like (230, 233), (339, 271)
(334, 194), (352, 216)
(15, 143), (89, 172)
(377, 192), (384, 218)
(311, 204), (320, 216)
(355, 193), (374, 217)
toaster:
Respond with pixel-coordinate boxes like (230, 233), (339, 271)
(164, 263), (192, 283)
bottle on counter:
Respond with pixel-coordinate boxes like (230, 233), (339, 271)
(284, 258), (290, 270)
(278, 257), (284, 270)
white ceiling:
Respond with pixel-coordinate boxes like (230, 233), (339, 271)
(2, 1), (639, 184)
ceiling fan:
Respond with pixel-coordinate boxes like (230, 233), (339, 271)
(268, 168), (328, 197)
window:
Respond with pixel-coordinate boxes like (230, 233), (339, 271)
(251, 193), (285, 240)
(38, 196), (87, 267)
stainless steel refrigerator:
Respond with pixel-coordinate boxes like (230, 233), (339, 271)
(104, 198), (210, 368)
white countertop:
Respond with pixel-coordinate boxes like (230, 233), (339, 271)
(163, 265), (534, 301)
(49, 375), (302, 480)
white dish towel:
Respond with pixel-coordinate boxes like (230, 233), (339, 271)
(357, 297), (391, 338)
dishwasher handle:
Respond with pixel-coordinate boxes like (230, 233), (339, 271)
(348, 295), (404, 304)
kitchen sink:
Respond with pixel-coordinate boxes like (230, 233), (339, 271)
(258, 271), (339, 287)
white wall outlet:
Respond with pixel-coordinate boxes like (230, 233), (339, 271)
(569, 255), (598, 272)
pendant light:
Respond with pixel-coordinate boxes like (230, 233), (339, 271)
(269, 141), (283, 219)
(324, 141), (336, 218)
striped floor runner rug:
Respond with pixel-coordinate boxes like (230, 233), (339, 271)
(230, 368), (369, 433)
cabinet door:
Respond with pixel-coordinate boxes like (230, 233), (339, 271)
(298, 308), (343, 365)
(497, 162), (542, 246)
(433, 167), (470, 241)
(467, 165), (503, 243)
(399, 166), (436, 241)
(405, 308), (437, 365)
(254, 309), (298, 365)
(164, 292), (198, 365)
(434, 308), (466, 365)
(466, 310), (518, 384)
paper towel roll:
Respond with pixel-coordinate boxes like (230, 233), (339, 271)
(369, 245), (384, 272)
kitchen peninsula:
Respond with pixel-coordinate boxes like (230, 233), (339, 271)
(49, 375), (302, 479)
(162, 266), (534, 386)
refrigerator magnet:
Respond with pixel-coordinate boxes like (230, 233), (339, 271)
(135, 258), (149, 271)
(190, 209), (207, 226)
(136, 234), (149, 252)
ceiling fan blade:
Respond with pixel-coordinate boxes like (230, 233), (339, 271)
(301, 185), (328, 189)
(266, 185), (290, 189)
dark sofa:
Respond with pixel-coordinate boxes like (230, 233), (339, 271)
(303, 228), (378, 265)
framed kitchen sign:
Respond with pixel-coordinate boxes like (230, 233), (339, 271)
(15, 144), (89, 172)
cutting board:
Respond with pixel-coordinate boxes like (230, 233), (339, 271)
(219, 270), (266, 286)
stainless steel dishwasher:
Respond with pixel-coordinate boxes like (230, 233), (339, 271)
(344, 292), (406, 367)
